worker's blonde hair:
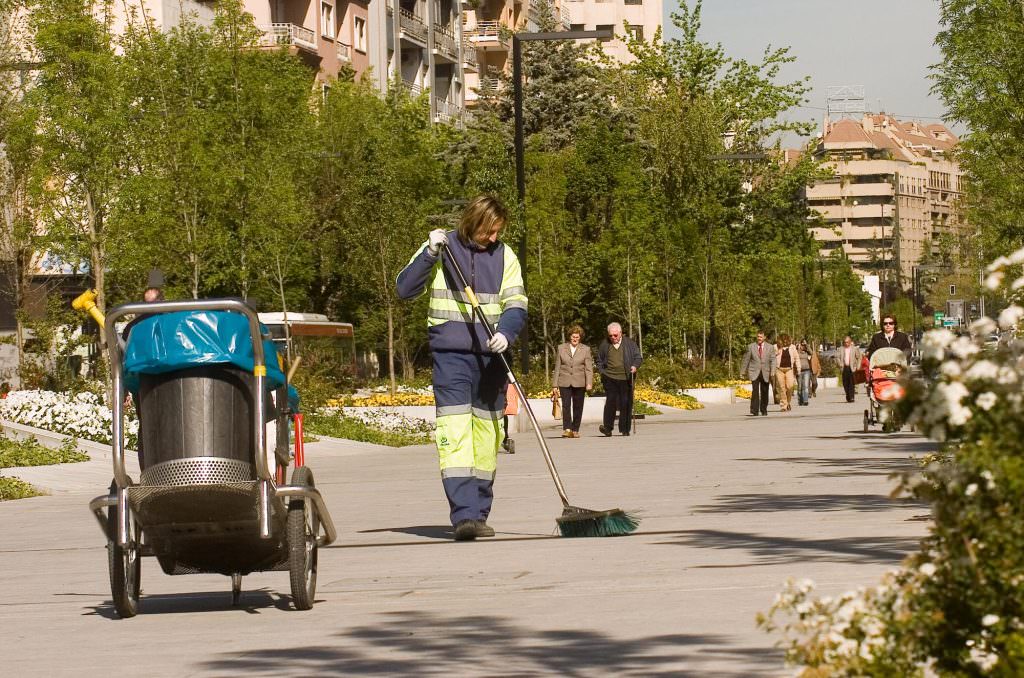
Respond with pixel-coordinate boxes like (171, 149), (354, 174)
(458, 195), (508, 244)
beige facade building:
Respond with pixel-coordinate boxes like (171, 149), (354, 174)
(563, 0), (662, 63)
(806, 114), (963, 288)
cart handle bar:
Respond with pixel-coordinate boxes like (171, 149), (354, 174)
(103, 299), (268, 491)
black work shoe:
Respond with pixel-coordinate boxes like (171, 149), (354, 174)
(475, 521), (495, 538)
(621, 431), (630, 436)
(598, 425), (612, 437)
(454, 520), (477, 541)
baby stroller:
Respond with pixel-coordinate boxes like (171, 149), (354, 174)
(863, 346), (908, 433)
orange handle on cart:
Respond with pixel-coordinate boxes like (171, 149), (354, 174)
(293, 413), (305, 468)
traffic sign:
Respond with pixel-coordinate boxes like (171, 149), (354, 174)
(943, 318), (960, 328)
(934, 311), (944, 323)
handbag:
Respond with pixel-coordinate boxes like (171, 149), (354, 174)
(551, 390), (561, 420)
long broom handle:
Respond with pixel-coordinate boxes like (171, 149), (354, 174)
(439, 244), (572, 508)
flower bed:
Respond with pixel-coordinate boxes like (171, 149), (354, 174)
(327, 385), (435, 407)
(0, 390), (139, 449)
(306, 407), (433, 447)
(634, 385), (703, 410)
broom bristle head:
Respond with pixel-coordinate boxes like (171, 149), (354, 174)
(556, 506), (640, 537)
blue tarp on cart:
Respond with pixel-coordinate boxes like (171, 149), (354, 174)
(123, 310), (299, 409)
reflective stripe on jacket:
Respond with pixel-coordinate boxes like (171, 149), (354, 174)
(396, 230), (527, 353)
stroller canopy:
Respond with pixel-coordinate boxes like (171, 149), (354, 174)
(869, 346), (908, 369)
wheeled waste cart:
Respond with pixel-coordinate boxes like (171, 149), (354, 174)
(88, 299), (336, 617)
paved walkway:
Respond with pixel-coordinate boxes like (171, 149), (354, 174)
(0, 390), (933, 676)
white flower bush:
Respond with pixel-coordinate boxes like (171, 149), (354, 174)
(0, 389), (139, 448)
(760, 248), (1024, 676)
(322, 406), (433, 437)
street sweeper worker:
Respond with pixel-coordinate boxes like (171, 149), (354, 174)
(396, 195), (527, 542)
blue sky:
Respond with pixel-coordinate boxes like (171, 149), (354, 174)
(662, 0), (952, 145)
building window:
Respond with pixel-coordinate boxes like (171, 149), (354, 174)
(321, 2), (334, 39)
(596, 24), (614, 42)
(626, 25), (643, 41)
(569, 23), (585, 32)
(354, 16), (366, 52)
(625, 0), (642, 4)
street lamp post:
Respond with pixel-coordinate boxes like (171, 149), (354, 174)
(513, 28), (612, 375)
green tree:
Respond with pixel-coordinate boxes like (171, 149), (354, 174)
(934, 0), (1024, 250)
(29, 0), (128, 317)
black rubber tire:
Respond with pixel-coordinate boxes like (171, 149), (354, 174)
(107, 499), (141, 618)
(287, 466), (319, 611)
(863, 411), (870, 432)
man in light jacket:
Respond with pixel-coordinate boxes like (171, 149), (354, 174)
(836, 336), (864, 403)
(740, 331), (776, 416)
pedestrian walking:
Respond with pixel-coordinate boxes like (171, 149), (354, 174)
(396, 195), (528, 542)
(867, 314), (913, 360)
(836, 335), (863, 403)
(772, 337), (783, 405)
(796, 339), (815, 406)
(740, 330), (776, 416)
(775, 334), (800, 412)
(552, 325), (593, 439)
(809, 343), (822, 398)
(596, 322), (642, 436)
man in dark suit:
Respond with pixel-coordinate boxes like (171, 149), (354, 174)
(596, 322), (642, 436)
(740, 331), (776, 416)
(866, 314), (912, 360)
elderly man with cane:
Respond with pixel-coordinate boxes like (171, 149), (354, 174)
(596, 322), (642, 437)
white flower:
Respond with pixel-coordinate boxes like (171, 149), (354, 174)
(966, 361), (999, 382)
(975, 392), (998, 411)
(982, 614), (1000, 627)
(998, 305), (1024, 331)
(987, 255), (1011, 272)
(985, 271), (1004, 290)
(971, 317), (997, 337)
(981, 470), (996, 490)
(969, 646), (999, 672)
(922, 329), (956, 361)
(940, 361), (963, 378)
(950, 336), (981, 359)
(1010, 246), (1024, 265)
(965, 483), (978, 496)
(919, 562), (937, 577)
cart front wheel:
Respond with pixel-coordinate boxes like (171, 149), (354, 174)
(107, 497), (141, 618)
(863, 411), (870, 432)
(287, 466), (319, 611)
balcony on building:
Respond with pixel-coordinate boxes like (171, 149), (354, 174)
(465, 21), (509, 51)
(258, 23), (318, 54)
(435, 98), (465, 124)
(399, 3), (428, 46)
(432, 23), (459, 63)
(338, 41), (352, 63)
(462, 40), (479, 71)
(465, 74), (500, 106)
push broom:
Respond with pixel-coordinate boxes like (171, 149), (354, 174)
(440, 245), (639, 537)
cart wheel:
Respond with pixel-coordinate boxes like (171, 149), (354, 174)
(231, 573), (243, 606)
(287, 466), (319, 611)
(863, 411), (870, 432)
(107, 499), (141, 619)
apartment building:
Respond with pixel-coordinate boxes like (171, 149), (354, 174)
(806, 113), (964, 288)
(248, 0), (370, 83)
(563, 0), (661, 63)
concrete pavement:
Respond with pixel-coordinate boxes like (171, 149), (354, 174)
(0, 391), (934, 676)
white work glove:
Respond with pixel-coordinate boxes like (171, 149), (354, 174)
(427, 228), (448, 256)
(487, 332), (509, 353)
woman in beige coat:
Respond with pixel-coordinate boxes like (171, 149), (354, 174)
(552, 325), (594, 438)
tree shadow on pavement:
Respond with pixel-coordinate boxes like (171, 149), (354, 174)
(196, 609), (781, 676)
(735, 456), (921, 478)
(660, 529), (919, 565)
(693, 493), (925, 513)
